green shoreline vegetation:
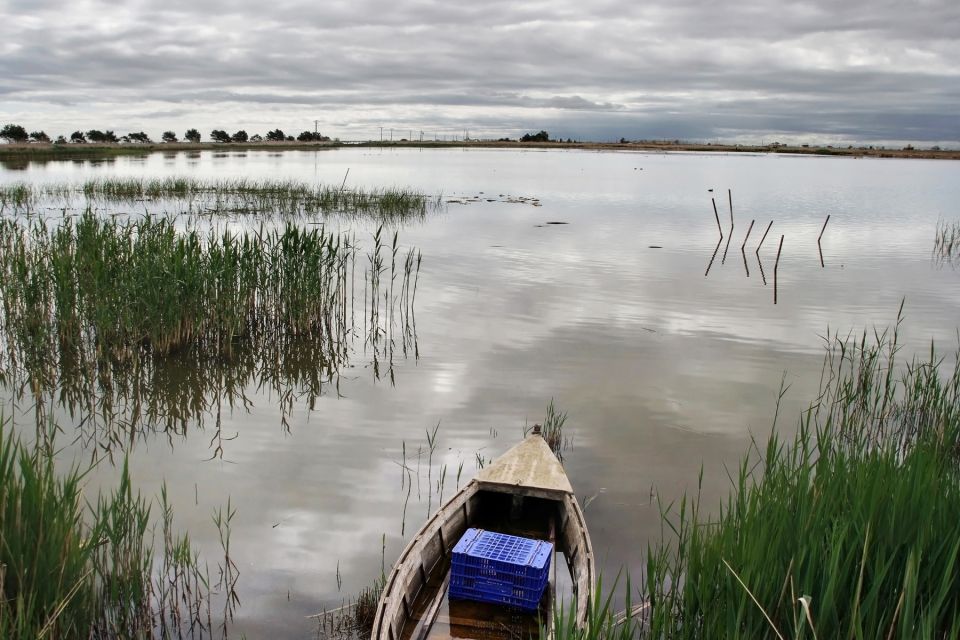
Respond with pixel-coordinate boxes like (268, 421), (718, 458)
(0, 211), (420, 453)
(0, 212), (419, 382)
(0, 214), (357, 364)
(558, 312), (960, 639)
(0, 416), (235, 638)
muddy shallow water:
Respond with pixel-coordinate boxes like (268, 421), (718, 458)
(2, 148), (959, 637)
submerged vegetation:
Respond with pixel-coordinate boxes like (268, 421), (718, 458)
(0, 177), (437, 221)
(0, 416), (234, 638)
(574, 312), (960, 639)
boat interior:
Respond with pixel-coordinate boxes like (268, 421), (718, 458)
(402, 490), (566, 640)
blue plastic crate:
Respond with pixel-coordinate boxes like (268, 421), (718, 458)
(450, 528), (553, 610)
(449, 580), (545, 611)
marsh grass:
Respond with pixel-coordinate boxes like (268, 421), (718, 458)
(315, 575), (387, 640)
(0, 183), (33, 210)
(316, 538), (388, 640)
(0, 213), (420, 455)
(0, 212), (354, 362)
(549, 312), (960, 640)
(0, 178), (437, 221)
(541, 399), (569, 459)
(933, 218), (960, 265)
(0, 415), (232, 638)
(549, 575), (639, 640)
(631, 309), (960, 639)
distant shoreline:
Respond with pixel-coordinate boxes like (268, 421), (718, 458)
(1, 139), (958, 161)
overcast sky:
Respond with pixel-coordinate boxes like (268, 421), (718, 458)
(2, 0), (958, 145)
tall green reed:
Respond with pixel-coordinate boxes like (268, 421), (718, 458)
(0, 415), (231, 638)
(933, 218), (960, 265)
(636, 310), (960, 639)
(541, 398), (568, 459)
(549, 575), (639, 640)
(0, 213), (353, 364)
(0, 213), (421, 456)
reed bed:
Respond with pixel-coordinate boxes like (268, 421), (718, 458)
(0, 416), (232, 638)
(0, 183), (33, 210)
(630, 312), (960, 639)
(0, 177), (437, 221)
(0, 213), (420, 454)
(0, 212), (354, 362)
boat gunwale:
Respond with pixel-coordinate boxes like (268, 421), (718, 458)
(372, 481), (480, 640)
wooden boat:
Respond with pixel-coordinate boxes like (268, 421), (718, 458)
(371, 427), (595, 640)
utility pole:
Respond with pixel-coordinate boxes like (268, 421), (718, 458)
(380, 126), (383, 142)
(390, 128), (393, 141)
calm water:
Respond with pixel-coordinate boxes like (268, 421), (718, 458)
(2, 148), (959, 636)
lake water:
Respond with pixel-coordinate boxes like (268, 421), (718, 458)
(2, 148), (959, 636)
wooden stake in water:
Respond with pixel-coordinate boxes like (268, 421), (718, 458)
(728, 189), (734, 227)
(818, 214), (830, 268)
(712, 198), (723, 236)
(818, 214), (831, 243)
(740, 219), (755, 277)
(705, 236), (722, 277)
(757, 220), (773, 255)
(774, 235), (784, 304)
(722, 189), (735, 263)
(741, 219), (755, 251)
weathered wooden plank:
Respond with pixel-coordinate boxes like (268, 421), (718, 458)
(411, 574), (450, 640)
(440, 508), (467, 554)
(564, 493), (595, 626)
(372, 484), (479, 640)
(421, 532), (444, 572)
(476, 435), (572, 498)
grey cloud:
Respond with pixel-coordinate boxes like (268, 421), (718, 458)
(1, 0), (958, 145)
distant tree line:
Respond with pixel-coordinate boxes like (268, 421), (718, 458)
(4, 124), (571, 147)
(1, 123), (331, 145)
(520, 130), (551, 142)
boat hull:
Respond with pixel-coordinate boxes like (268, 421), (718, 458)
(372, 436), (594, 640)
